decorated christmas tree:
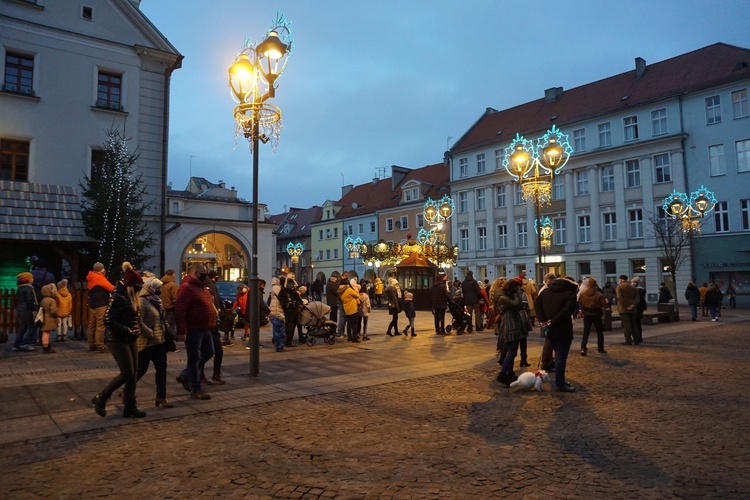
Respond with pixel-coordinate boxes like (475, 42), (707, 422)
(80, 128), (154, 279)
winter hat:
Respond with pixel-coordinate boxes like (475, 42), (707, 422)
(388, 278), (398, 286)
(142, 277), (163, 293)
(93, 262), (105, 272)
(631, 277), (641, 285)
(208, 270), (218, 279)
(404, 292), (413, 300)
(17, 272), (33, 283)
(122, 261), (143, 287)
(57, 279), (68, 288)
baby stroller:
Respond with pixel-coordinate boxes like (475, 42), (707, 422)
(446, 298), (473, 334)
(298, 301), (337, 346)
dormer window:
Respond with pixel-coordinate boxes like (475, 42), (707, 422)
(403, 187), (419, 202)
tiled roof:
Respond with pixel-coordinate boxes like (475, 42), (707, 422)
(167, 189), (251, 205)
(335, 162), (449, 219)
(271, 206), (323, 238)
(0, 181), (97, 243)
(453, 43), (750, 152)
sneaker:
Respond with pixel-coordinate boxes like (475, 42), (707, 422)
(580, 349), (587, 357)
(190, 392), (211, 400)
(20, 344), (35, 352)
(211, 375), (226, 385)
(12, 346), (20, 352)
(598, 350), (608, 355)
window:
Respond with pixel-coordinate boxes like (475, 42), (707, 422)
(603, 212), (617, 241)
(97, 71), (122, 110)
(514, 183), (524, 205)
(604, 261), (618, 285)
(333, 248), (339, 259)
(624, 116), (639, 141)
(709, 145), (726, 176)
(318, 230), (323, 241)
(494, 149), (503, 169)
(632, 260), (646, 285)
(459, 228), (469, 252)
(737, 139), (750, 173)
(326, 249), (331, 260)
(333, 227), (338, 238)
(714, 201), (729, 232)
(90, 149), (107, 184)
(477, 227), (487, 250)
(576, 170), (589, 195)
(399, 215), (408, 230)
(629, 209), (643, 238)
(386, 218), (393, 232)
(625, 159), (641, 187)
(601, 165), (614, 192)
(732, 89), (749, 119)
(573, 128), (586, 152)
(651, 108), (668, 136)
(370, 221), (376, 233)
(552, 175), (564, 200)
(496, 225), (507, 249)
(82, 5), (93, 20)
(476, 153), (486, 173)
(347, 224), (353, 236)
(358, 223), (364, 234)
(495, 185), (506, 208)
(416, 213), (424, 228)
(578, 215), (591, 243)
(458, 191), (468, 212)
(741, 199), (750, 231)
(654, 153), (671, 183)
(171, 201), (180, 214)
(705, 95), (721, 124)
(0, 139), (29, 181)
(516, 222), (528, 248)
(598, 122), (612, 147)
(403, 187), (419, 202)
(317, 250), (323, 260)
(554, 218), (566, 245)
(578, 262), (591, 277)
(4, 53), (34, 95)
(459, 158), (468, 178)
(475, 188), (486, 210)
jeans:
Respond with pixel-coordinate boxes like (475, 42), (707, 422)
(346, 313), (359, 341)
(88, 306), (107, 348)
(500, 340), (519, 375)
(433, 308), (446, 333)
(13, 310), (35, 348)
(551, 335), (572, 387)
(500, 337), (527, 365)
(709, 304), (719, 319)
(337, 308), (347, 335)
(466, 303), (481, 330)
(387, 311), (399, 334)
(581, 314), (605, 352)
(200, 332), (223, 379)
(689, 304), (698, 320)
(542, 337), (555, 370)
(137, 342), (168, 399)
(181, 330), (214, 393)
(271, 317), (286, 350)
(634, 310), (644, 343)
(620, 312), (636, 343)
(284, 308), (300, 345)
(102, 341), (138, 405)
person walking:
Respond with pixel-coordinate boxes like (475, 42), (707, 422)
(174, 263), (215, 400)
(384, 278), (402, 336)
(616, 275), (639, 345)
(160, 269), (179, 342)
(87, 262), (114, 352)
(632, 277), (647, 345)
(39, 283), (59, 353)
(685, 282), (701, 320)
(12, 272), (37, 352)
(357, 283), (371, 341)
(461, 271), (482, 332)
(341, 278), (361, 342)
(200, 271), (225, 386)
(705, 283), (723, 321)
(537, 273), (557, 372)
(92, 262), (146, 418)
(373, 277), (384, 308)
(135, 276), (172, 408)
(699, 282), (709, 317)
(268, 277), (287, 351)
(495, 279), (528, 386)
(402, 292), (417, 338)
(430, 275), (449, 335)
(55, 279), (73, 341)
(534, 276), (579, 392)
(578, 277), (608, 355)
(725, 284), (736, 309)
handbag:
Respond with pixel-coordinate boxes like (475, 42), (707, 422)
(34, 307), (44, 327)
(519, 309), (533, 332)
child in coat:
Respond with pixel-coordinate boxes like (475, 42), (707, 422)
(55, 279), (73, 341)
(402, 292), (416, 338)
(358, 287), (371, 341)
(219, 299), (237, 346)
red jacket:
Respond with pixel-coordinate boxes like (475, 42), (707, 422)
(175, 275), (217, 337)
(232, 290), (248, 314)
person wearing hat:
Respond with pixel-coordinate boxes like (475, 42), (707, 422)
(92, 262), (148, 418)
(135, 276), (173, 408)
(12, 272), (38, 352)
(87, 262), (115, 352)
(402, 291), (417, 338)
(55, 279), (73, 341)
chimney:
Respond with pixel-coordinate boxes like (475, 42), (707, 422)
(635, 57), (646, 80)
(544, 87), (564, 103)
(342, 184), (353, 197)
(372, 177), (379, 185)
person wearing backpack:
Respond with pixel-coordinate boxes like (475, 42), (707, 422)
(12, 272), (38, 352)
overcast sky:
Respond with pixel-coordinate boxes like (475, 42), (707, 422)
(139, 0), (750, 215)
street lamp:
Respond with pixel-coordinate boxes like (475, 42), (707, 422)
(422, 195), (456, 272)
(662, 185), (717, 233)
(228, 13), (293, 376)
(286, 241), (303, 277)
(503, 125), (572, 281)
(344, 236), (365, 276)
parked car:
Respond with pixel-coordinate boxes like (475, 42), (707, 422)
(215, 281), (247, 327)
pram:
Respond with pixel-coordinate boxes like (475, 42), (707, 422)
(298, 301), (337, 346)
(446, 298), (473, 334)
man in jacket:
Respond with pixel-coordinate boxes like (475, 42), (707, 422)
(631, 277), (647, 344)
(174, 263), (216, 400)
(12, 272), (37, 352)
(616, 274), (639, 345)
(534, 276), (579, 392)
(200, 270), (225, 385)
(431, 275), (449, 335)
(325, 273), (340, 323)
(160, 269), (179, 339)
(462, 271), (482, 332)
(87, 262), (114, 352)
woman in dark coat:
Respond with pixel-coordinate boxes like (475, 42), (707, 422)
(496, 279), (528, 386)
(684, 282), (701, 321)
(384, 278), (402, 336)
(430, 275), (449, 335)
(704, 283), (723, 321)
(92, 262), (146, 418)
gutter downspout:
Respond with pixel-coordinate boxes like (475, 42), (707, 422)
(160, 54), (184, 275)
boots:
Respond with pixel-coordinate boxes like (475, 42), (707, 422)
(155, 398), (173, 408)
(403, 326), (410, 336)
(92, 393), (109, 417)
(411, 328), (416, 337)
(43, 345), (56, 353)
(123, 406), (147, 418)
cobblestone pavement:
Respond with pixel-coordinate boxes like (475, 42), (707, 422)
(0, 308), (748, 498)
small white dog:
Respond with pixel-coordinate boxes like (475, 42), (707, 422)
(509, 370), (549, 392)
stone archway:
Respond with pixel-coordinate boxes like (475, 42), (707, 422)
(181, 231), (250, 281)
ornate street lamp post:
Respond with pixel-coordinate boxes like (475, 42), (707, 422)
(286, 241), (303, 277)
(344, 236), (365, 276)
(228, 13), (293, 376)
(503, 125), (572, 281)
(662, 185), (717, 233)
(421, 195), (456, 274)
